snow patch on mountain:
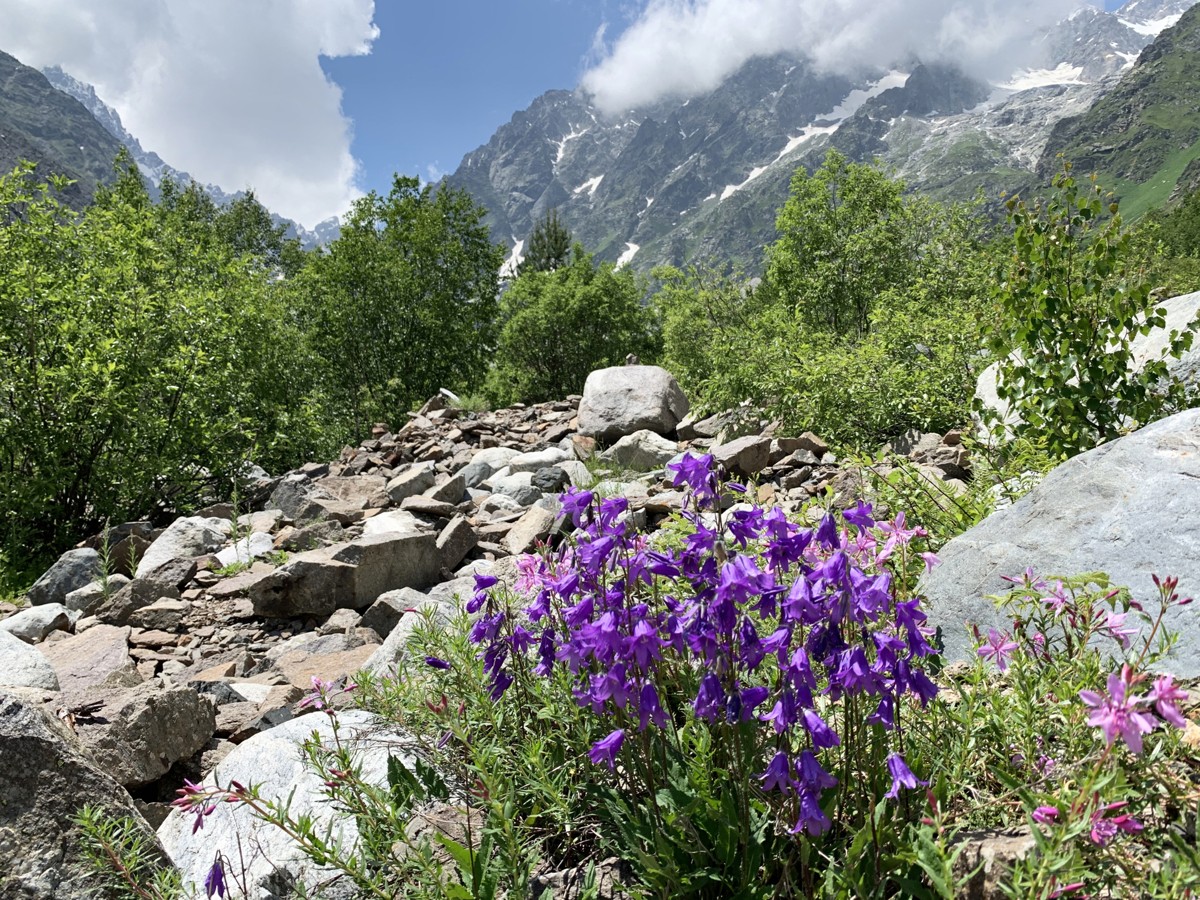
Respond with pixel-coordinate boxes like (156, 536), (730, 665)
(574, 175), (604, 197)
(616, 243), (640, 268)
(1002, 63), (1087, 91)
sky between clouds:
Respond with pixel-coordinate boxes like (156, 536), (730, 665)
(0, 0), (1130, 228)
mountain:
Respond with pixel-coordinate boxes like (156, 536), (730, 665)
(38, 64), (340, 248)
(444, 0), (1197, 275)
(0, 50), (125, 206)
(1039, 2), (1200, 217)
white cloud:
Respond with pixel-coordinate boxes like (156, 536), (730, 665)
(581, 0), (1090, 115)
(0, 0), (378, 227)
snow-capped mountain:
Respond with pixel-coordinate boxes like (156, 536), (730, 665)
(444, 0), (1198, 274)
(42, 66), (339, 249)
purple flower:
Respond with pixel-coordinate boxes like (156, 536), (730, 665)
(843, 500), (875, 532)
(1080, 671), (1159, 754)
(559, 488), (595, 527)
(666, 452), (718, 506)
(759, 751), (792, 793)
(815, 513), (840, 550)
(977, 628), (1019, 672)
(1148, 675), (1188, 728)
(1032, 805), (1060, 825)
(588, 728), (625, 769)
(884, 752), (926, 799)
(638, 683), (669, 731)
(424, 656), (450, 670)
(1089, 803), (1143, 846)
(487, 670), (514, 700)
(796, 750), (837, 791)
(802, 709), (840, 749)
(693, 673), (725, 722)
(761, 691), (797, 734)
(791, 789), (831, 836)
(204, 855), (226, 898)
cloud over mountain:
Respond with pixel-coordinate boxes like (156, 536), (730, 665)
(0, 0), (378, 227)
(581, 0), (1088, 115)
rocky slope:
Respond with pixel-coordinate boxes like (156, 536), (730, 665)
(445, 0), (1196, 275)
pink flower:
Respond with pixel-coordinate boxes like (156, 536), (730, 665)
(977, 628), (1019, 672)
(1079, 671), (1158, 754)
(1032, 805), (1060, 825)
(919, 552), (940, 573)
(1148, 675), (1189, 729)
(1100, 611), (1139, 650)
(1089, 802), (1143, 846)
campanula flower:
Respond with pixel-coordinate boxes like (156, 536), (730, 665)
(588, 729), (625, 769)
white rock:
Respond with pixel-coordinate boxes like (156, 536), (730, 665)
(214, 532), (275, 567)
(136, 516), (231, 578)
(0, 630), (59, 690)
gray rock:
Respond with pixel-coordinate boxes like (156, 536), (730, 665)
(480, 493), (526, 515)
(128, 598), (188, 632)
(387, 463), (438, 504)
(0, 603), (70, 643)
(214, 531), (275, 567)
(712, 435), (772, 477)
(363, 592), (458, 676)
(556, 459), (594, 487)
(922, 409), (1200, 676)
(331, 532), (442, 607)
(459, 447), (520, 488)
(72, 679), (216, 788)
(157, 710), (417, 898)
(426, 473), (467, 505)
(530, 466), (568, 494)
(362, 509), (427, 537)
(360, 589), (423, 639)
(507, 447), (572, 474)
(92, 558), (194, 626)
(318, 608), (364, 635)
(0, 691), (169, 899)
(437, 515), (478, 570)
(505, 506), (559, 555)
(64, 575), (128, 615)
(602, 429), (680, 471)
(26, 548), (101, 607)
(275, 519), (346, 552)
(237, 508), (285, 534)
(490, 471), (543, 506)
(249, 546), (357, 618)
(135, 516), (230, 578)
(39, 624), (139, 695)
(577, 365), (690, 441)
(269, 476), (336, 521)
(0, 631), (59, 690)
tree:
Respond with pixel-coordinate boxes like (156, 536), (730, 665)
(765, 150), (913, 339)
(292, 175), (504, 433)
(983, 162), (1197, 459)
(518, 207), (572, 274)
(487, 245), (660, 405)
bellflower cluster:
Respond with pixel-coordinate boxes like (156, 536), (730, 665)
(467, 452), (939, 837)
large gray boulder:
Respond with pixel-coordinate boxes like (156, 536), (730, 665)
(40, 624), (140, 694)
(0, 631), (59, 691)
(0, 603), (71, 643)
(460, 447), (520, 488)
(976, 289), (1200, 432)
(26, 548), (101, 606)
(158, 710), (417, 898)
(135, 516), (230, 578)
(578, 365), (690, 442)
(0, 691), (169, 899)
(602, 430), (679, 471)
(922, 409), (1200, 676)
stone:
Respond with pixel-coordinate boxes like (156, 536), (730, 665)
(64, 574), (129, 615)
(363, 593), (458, 676)
(362, 509), (428, 537)
(128, 598), (188, 632)
(135, 516), (230, 578)
(532, 466), (570, 493)
(953, 829), (1037, 900)
(490, 471), (543, 506)
(248, 546), (357, 618)
(602, 430), (679, 471)
(459, 447), (520, 488)
(360, 590), (418, 638)
(387, 463), (438, 504)
(505, 506), (559, 555)
(332, 532), (442, 607)
(508, 447), (572, 474)
(26, 548), (101, 607)
(425, 472), (467, 504)
(922, 409), (1200, 676)
(712, 435), (772, 477)
(269, 476), (337, 521)
(531, 857), (631, 900)
(556, 459), (594, 487)
(71, 679), (216, 788)
(91, 558), (194, 626)
(237, 508), (285, 534)
(158, 710), (417, 899)
(214, 531), (275, 567)
(577, 365), (690, 441)
(274, 519), (346, 552)
(318, 608), (364, 635)
(399, 495), (461, 518)
(318, 474), (389, 508)
(0, 631), (60, 690)
(480, 493), (526, 515)
(0, 691), (169, 899)
(40, 624), (140, 694)
(433, 516), (475, 571)
(0, 603), (70, 643)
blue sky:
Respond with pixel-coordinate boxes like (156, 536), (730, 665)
(323, 1), (620, 194)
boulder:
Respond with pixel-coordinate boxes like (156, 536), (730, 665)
(363, 592), (458, 676)
(387, 463), (438, 504)
(362, 509), (427, 537)
(0, 603), (71, 643)
(922, 409), (1200, 676)
(577, 366), (690, 442)
(128, 598), (189, 632)
(331, 532), (441, 607)
(505, 506), (559, 555)
(0, 631), (59, 691)
(71, 679), (216, 788)
(26, 548), (101, 607)
(39, 624), (140, 694)
(360, 589), (423, 638)
(532, 466), (570, 493)
(508, 447), (572, 474)
(0, 691), (169, 899)
(436, 515), (478, 570)
(135, 516), (230, 578)
(490, 471), (543, 506)
(602, 430), (680, 471)
(460, 447), (520, 488)
(158, 710), (417, 898)
(425, 473), (467, 505)
(214, 531), (275, 568)
(248, 547), (357, 618)
(712, 435), (772, 478)
(64, 575), (128, 615)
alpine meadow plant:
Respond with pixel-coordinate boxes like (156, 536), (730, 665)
(462, 452), (946, 895)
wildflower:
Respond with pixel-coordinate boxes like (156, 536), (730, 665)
(203, 854), (226, 898)
(1001, 566), (1047, 592)
(1148, 674), (1189, 728)
(919, 551), (940, 573)
(1100, 611), (1139, 650)
(424, 656), (450, 670)
(638, 683), (668, 731)
(842, 500), (875, 532)
(791, 789), (832, 836)
(759, 751), (792, 793)
(884, 752), (926, 799)
(977, 628), (1019, 672)
(588, 728), (625, 769)
(1089, 802), (1143, 846)
(796, 750), (837, 791)
(802, 709), (840, 749)
(559, 488), (594, 527)
(1032, 805), (1060, 825)
(1080, 671), (1158, 754)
